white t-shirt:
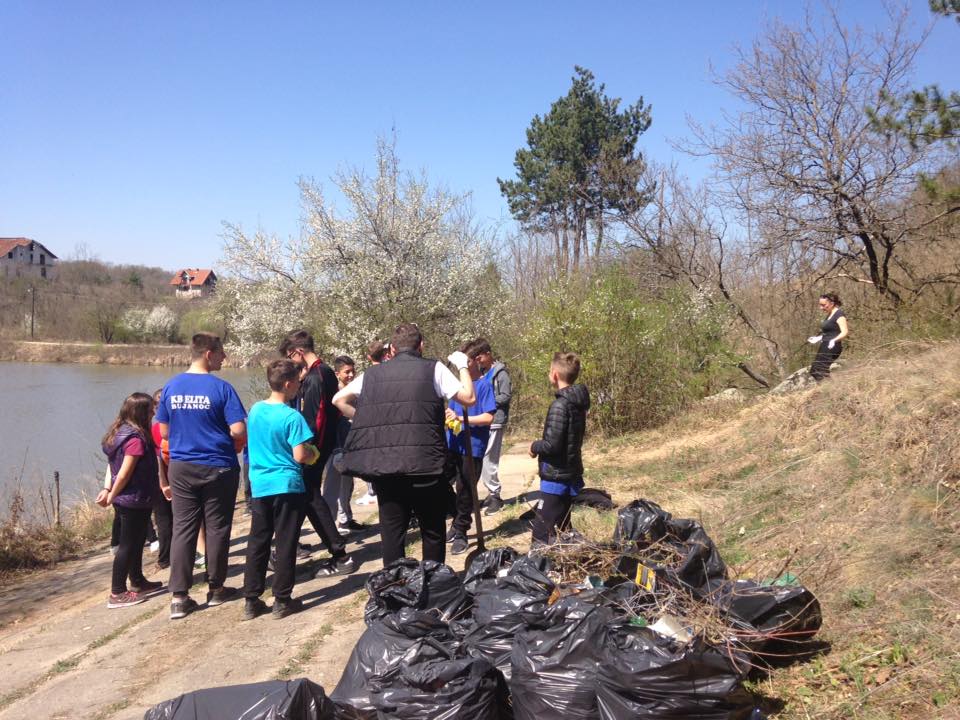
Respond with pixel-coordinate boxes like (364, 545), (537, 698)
(332, 361), (462, 404)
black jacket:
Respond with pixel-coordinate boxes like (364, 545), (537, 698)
(532, 384), (590, 481)
(340, 351), (447, 479)
(297, 359), (339, 456)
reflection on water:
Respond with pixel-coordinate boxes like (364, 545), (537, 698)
(0, 362), (259, 508)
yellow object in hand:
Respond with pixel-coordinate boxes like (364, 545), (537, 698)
(446, 417), (463, 434)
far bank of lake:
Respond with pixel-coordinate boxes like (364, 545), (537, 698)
(0, 339), (259, 367)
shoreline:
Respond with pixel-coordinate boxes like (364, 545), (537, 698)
(0, 339), (253, 367)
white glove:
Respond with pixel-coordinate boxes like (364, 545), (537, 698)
(447, 351), (469, 371)
(807, 335), (822, 345)
(828, 339), (836, 350)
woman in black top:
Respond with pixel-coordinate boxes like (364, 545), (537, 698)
(808, 292), (849, 380)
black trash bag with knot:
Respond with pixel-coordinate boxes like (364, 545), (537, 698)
(614, 500), (727, 598)
(596, 622), (755, 720)
(331, 608), (457, 720)
(144, 678), (334, 720)
(369, 636), (512, 720)
(363, 558), (469, 625)
(463, 547), (521, 593)
(509, 595), (615, 720)
(710, 579), (822, 661)
(613, 499), (671, 546)
(461, 554), (557, 680)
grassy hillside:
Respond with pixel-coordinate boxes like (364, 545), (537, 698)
(574, 341), (959, 718)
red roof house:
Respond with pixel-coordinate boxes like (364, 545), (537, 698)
(1, 237), (58, 280)
(170, 268), (217, 298)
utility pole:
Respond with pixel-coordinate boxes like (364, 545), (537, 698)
(29, 286), (35, 339)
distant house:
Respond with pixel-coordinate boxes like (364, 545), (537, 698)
(170, 268), (217, 299)
(0, 238), (58, 280)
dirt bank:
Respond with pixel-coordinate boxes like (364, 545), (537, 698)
(0, 340), (252, 367)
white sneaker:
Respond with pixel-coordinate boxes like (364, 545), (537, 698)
(149, 540), (160, 553)
(355, 493), (377, 506)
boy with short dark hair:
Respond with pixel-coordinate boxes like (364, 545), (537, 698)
(242, 359), (319, 620)
(528, 351), (591, 547)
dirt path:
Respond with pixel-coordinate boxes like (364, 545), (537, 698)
(0, 446), (539, 719)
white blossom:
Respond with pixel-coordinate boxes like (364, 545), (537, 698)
(220, 139), (500, 360)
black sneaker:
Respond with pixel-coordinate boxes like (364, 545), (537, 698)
(445, 527), (458, 543)
(272, 596), (304, 619)
(315, 556), (356, 577)
(483, 495), (504, 515)
(337, 519), (366, 533)
(170, 596), (199, 619)
(242, 597), (269, 621)
(451, 536), (469, 555)
(296, 546), (312, 560)
(206, 586), (239, 607)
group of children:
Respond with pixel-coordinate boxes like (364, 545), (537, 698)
(98, 335), (590, 618)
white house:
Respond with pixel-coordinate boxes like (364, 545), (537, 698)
(0, 238), (58, 280)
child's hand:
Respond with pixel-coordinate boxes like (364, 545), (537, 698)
(95, 488), (110, 508)
(528, 443), (537, 458)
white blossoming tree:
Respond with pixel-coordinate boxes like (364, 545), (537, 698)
(220, 139), (501, 360)
(145, 305), (179, 343)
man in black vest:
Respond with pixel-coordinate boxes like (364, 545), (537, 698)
(334, 323), (475, 566)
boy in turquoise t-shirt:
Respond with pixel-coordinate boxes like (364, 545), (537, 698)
(242, 359), (319, 620)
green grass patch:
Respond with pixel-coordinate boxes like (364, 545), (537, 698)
(275, 624), (334, 680)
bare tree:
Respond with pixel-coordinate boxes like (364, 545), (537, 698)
(687, 6), (960, 308)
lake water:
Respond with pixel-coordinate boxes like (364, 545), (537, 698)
(0, 361), (259, 512)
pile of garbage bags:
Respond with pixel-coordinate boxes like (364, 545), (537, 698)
(144, 499), (821, 720)
(329, 498), (821, 719)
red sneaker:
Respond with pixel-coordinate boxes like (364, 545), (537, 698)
(107, 591), (147, 609)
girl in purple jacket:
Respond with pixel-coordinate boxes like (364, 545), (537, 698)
(97, 393), (165, 608)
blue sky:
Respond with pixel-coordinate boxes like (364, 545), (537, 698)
(2, 1), (957, 270)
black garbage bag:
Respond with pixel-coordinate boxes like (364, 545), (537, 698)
(463, 547), (521, 593)
(331, 608), (457, 719)
(710, 579), (822, 658)
(144, 678), (334, 720)
(614, 500), (727, 598)
(369, 636), (511, 720)
(462, 555), (557, 679)
(363, 558), (469, 624)
(510, 596), (615, 720)
(597, 623), (755, 720)
(659, 517), (728, 597)
(613, 499), (671, 546)
(571, 488), (616, 510)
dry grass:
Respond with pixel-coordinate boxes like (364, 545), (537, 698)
(0, 490), (113, 578)
(572, 340), (960, 718)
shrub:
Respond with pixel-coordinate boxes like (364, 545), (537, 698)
(517, 268), (736, 433)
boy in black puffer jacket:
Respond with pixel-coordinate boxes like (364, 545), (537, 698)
(528, 351), (591, 546)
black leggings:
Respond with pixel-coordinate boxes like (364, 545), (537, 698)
(154, 495), (173, 566)
(532, 493), (573, 543)
(810, 340), (842, 381)
(111, 505), (152, 594)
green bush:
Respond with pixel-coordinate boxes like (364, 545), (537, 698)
(516, 269), (737, 433)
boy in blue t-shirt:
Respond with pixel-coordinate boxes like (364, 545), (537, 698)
(242, 359), (319, 620)
(446, 342), (497, 556)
